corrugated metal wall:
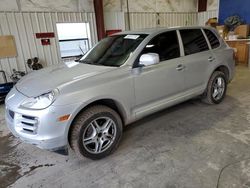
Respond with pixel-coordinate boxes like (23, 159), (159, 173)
(104, 12), (125, 30)
(0, 12), (97, 82)
(0, 10), (218, 82)
(126, 12), (198, 30)
(108, 11), (219, 31)
(198, 10), (218, 26)
(159, 12), (198, 27)
(128, 12), (157, 30)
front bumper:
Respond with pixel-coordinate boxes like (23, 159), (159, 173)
(5, 87), (77, 151)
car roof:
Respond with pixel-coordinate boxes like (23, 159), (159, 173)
(115, 26), (214, 35)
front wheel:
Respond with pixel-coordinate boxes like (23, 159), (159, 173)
(202, 71), (227, 104)
(69, 105), (123, 160)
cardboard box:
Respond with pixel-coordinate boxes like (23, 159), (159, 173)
(0, 35), (17, 58)
(216, 25), (228, 32)
(216, 25), (228, 39)
(234, 25), (249, 39)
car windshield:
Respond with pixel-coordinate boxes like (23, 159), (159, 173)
(79, 34), (148, 67)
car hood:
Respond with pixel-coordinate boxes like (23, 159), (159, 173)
(16, 61), (115, 97)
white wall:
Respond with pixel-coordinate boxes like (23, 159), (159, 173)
(207, 0), (218, 11)
(103, 0), (197, 12)
(197, 0), (219, 26)
(198, 10), (218, 26)
(0, 0), (98, 82)
(104, 0), (198, 12)
(0, 12), (97, 82)
(0, 0), (19, 11)
(104, 0), (219, 33)
(0, 0), (220, 80)
(104, 12), (125, 30)
(0, 0), (207, 13)
(103, 0), (199, 30)
(127, 12), (197, 30)
(0, 0), (94, 12)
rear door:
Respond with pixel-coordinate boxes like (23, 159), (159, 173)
(178, 29), (214, 92)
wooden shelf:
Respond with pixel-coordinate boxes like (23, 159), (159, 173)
(226, 39), (250, 66)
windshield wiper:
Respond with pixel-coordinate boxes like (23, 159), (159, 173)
(79, 59), (94, 64)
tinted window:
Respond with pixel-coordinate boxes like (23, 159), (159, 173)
(80, 34), (147, 67)
(204, 29), (220, 49)
(180, 29), (209, 55)
(141, 31), (180, 61)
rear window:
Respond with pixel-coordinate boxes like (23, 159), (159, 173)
(204, 29), (220, 49)
(180, 29), (209, 55)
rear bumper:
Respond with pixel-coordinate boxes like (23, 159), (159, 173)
(228, 49), (236, 82)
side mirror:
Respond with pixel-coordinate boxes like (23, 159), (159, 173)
(139, 53), (160, 66)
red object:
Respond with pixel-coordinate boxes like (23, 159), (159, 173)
(106, 30), (122, 36)
(198, 0), (207, 12)
(36, 32), (55, 38)
(93, 0), (105, 40)
(41, 39), (50, 45)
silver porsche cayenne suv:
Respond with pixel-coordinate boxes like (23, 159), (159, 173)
(5, 26), (235, 159)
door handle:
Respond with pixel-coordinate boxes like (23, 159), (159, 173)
(176, 64), (185, 71)
(208, 56), (215, 62)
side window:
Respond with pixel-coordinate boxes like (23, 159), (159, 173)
(141, 31), (180, 62)
(180, 29), (209, 55)
(204, 29), (220, 49)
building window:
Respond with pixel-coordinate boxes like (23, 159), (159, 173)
(56, 23), (91, 59)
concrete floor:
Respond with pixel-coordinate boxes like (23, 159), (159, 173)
(1, 66), (250, 188)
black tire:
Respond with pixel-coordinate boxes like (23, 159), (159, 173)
(69, 105), (123, 160)
(202, 71), (227, 104)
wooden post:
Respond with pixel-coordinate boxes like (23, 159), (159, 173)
(93, 0), (106, 40)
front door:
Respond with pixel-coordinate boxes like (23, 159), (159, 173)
(133, 30), (185, 118)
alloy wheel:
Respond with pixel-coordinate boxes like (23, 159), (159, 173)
(212, 77), (225, 101)
(82, 117), (117, 154)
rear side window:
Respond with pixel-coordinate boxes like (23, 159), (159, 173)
(204, 29), (220, 49)
(180, 29), (209, 55)
(141, 31), (180, 61)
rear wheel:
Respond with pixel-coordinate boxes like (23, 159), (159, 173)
(69, 105), (123, 160)
(202, 71), (227, 104)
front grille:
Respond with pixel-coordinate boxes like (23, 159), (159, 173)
(7, 108), (39, 135)
(19, 115), (38, 134)
(9, 110), (15, 119)
(23, 128), (34, 132)
(22, 115), (36, 120)
(21, 121), (34, 126)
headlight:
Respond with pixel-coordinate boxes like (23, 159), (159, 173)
(20, 89), (59, 110)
